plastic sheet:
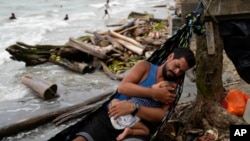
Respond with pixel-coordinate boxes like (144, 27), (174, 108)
(225, 89), (250, 116)
(219, 20), (250, 83)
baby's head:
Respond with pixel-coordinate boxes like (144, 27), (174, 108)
(152, 81), (171, 89)
(152, 81), (176, 93)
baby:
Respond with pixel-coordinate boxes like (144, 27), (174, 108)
(110, 81), (176, 141)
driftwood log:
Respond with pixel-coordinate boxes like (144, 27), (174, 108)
(21, 74), (58, 100)
(50, 57), (95, 74)
(66, 38), (113, 60)
(0, 91), (114, 138)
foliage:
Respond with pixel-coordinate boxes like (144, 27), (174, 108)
(153, 22), (165, 31)
(108, 59), (139, 73)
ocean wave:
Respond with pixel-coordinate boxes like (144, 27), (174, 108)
(0, 51), (11, 65)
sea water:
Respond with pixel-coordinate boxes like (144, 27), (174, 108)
(0, 0), (175, 140)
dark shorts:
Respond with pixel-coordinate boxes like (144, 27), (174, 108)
(105, 9), (108, 14)
(75, 107), (149, 141)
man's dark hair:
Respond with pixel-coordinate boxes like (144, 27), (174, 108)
(172, 48), (196, 68)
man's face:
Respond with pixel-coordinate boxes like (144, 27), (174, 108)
(162, 57), (189, 81)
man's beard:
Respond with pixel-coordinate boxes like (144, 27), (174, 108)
(162, 64), (178, 81)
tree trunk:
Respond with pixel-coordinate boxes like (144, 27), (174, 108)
(191, 22), (224, 125)
(159, 22), (247, 141)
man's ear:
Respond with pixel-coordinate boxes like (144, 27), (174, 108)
(167, 53), (174, 60)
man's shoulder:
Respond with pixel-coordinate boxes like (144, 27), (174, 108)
(137, 60), (151, 66)
(130, 60), (151, 75)
(138, 60), (155, 69)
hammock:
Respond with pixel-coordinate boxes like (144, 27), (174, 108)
(48, 3), (205, 141)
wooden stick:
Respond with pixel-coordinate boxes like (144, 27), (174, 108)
(114, 38), (144, 55)
(100, 60), (124, 81)
(53, 99), (105, 125)
(223, 80), (241, 87)
(118, 25), (138, 34)
(66, 38), (112, 59)
(93, 31), (104, 41)
(16, 41), (68, 49)
(104, 34), (124, 51)
(113, 19), (137, 32)
(109, 30), (144, 49)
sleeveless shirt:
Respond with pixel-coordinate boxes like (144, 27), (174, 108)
(113, 63), (162, 107)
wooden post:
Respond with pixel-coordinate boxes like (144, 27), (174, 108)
(205, 22), (215, 55)
(21, 74), (58, 100)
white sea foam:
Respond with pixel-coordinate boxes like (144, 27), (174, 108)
(0, 85), (28, 102)
(0, 51), (11, 65)
(89, 3), (104, 8)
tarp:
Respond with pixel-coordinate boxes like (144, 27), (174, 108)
(219, 20), (250, 84)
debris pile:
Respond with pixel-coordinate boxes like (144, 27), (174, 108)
(6, 12), (171, 80)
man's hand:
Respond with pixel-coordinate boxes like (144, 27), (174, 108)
(152, 81), (171, 89)
(108, 100), (134, 119)
(152, 86), (176, 105)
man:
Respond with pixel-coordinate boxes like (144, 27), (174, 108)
(102, 0), (111, 19)
(72, 48), (196, 141)
(9, 13), (16, 20)
(64, 14), (69, 20)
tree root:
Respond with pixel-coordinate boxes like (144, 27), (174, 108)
(157, 101), (247, 141)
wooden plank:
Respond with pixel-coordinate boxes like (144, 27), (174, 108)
(204, 0), (250, 17)
(205, 22), (215, 55)
(181, 0), (250, 21)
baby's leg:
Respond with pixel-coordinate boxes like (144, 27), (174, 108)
(116, 122), (149, 141)
(131, 121), (150, 135)
(116, 127), (133, 141)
